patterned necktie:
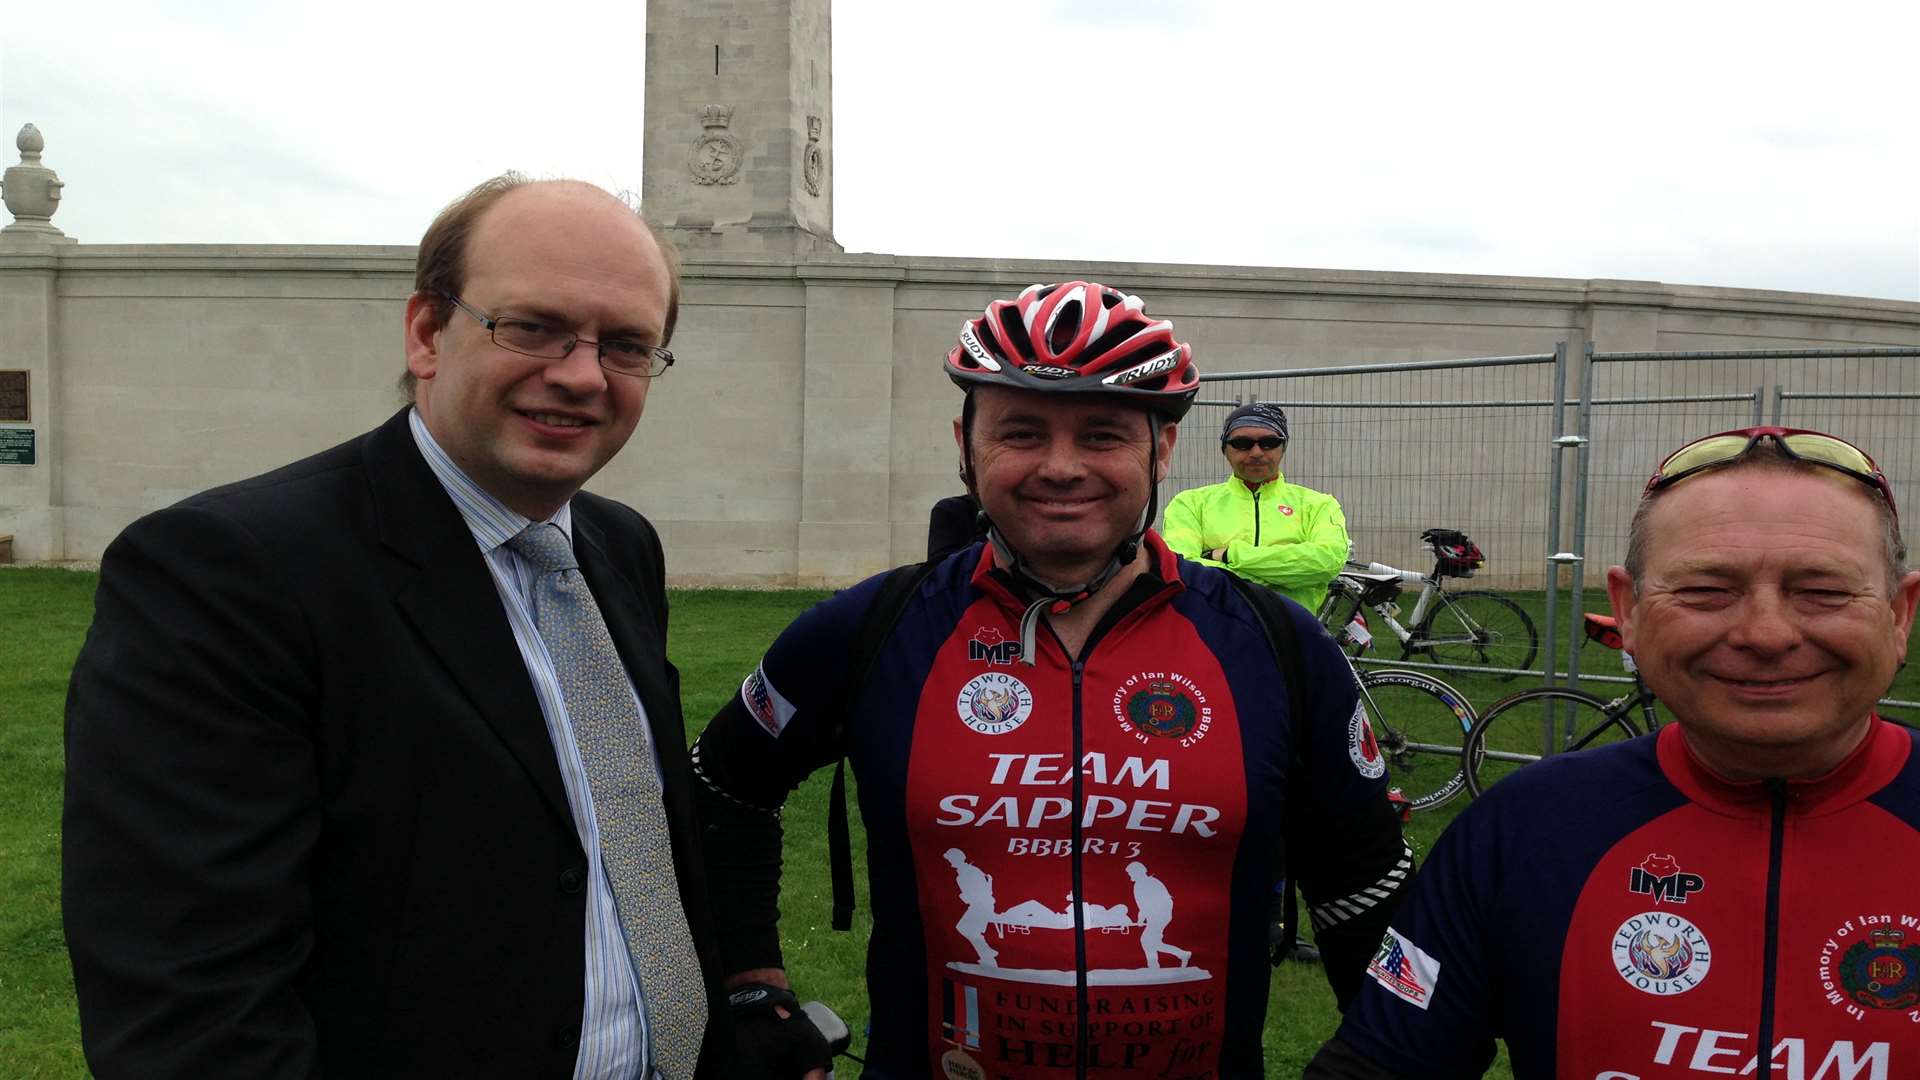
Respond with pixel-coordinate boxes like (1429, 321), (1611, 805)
(508, 522), (707, 1080)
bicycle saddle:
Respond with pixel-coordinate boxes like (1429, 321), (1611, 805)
(1583, 612), (1624, 650)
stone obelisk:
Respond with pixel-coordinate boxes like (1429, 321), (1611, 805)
(641, 0), (841, 253)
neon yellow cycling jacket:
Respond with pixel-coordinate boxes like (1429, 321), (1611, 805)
(1162, 471), (1351, 614)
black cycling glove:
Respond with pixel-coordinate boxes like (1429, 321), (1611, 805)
(726, 982), (834, 1079)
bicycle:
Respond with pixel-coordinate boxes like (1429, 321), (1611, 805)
(1318, 528), (1539, 680)
(1333, 619), (1481, 812)
(1461, 612), (1662, 797)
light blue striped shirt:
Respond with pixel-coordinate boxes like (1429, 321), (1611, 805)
(409, 409), (661, 1080)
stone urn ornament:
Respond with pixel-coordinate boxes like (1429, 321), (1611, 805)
(3, 124), (71, 240)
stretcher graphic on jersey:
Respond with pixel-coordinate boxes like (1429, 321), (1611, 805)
(941, 847), (1212, 986)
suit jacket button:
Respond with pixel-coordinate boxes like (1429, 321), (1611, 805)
(559, 865), (586, 893)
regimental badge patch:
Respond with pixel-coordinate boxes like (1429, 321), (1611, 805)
(1112, 671), (1214, 747)
(1818, 915), (1920, 1017)
(1612, 912), (1712, 995)
(741, 663), (796, 738)
(1366, 928), (1440, 1009)
(957, 672), (1033, 736)
(1629, 853), (1705, 905)
(1839, 925), (1920, 1011)
(1347, 701), (1386, 779)
(1126, 680), (1198, 739)
(967, 626), (1020, 666)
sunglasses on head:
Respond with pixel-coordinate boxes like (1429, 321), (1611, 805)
(1225, 437), (1284, 452)
(1645, 425), (1898, 524)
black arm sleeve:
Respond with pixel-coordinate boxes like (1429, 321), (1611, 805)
(690, 699), (794, 975)
(1291, 793), (1415, 1006)
(689, 576), (901, 978)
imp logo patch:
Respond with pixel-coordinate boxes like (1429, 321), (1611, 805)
(957, 672), (1033, 736)
(1612, 912), (1712, 995)
(1628, 853), (1704, 905)
(967, 626), (1021, 666)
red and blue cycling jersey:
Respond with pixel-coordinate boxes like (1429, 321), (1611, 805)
(694, 535), (1412, 1079)
(1316, 719), (1920, 1080)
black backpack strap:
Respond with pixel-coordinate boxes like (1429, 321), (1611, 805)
(1221, 575), (1315, 964)
(1222, 574), (1311, 752)
(829, 558), (940, 930)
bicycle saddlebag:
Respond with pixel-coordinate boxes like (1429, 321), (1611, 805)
(1421, 527), (1485, 578)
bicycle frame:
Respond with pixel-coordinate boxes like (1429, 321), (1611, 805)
(1322, 566), (1469, 652)
(1364, 577), (1445, 648)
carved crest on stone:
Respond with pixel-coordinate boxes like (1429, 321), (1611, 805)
(688, 104), (742, 186)
(802, 114), (823, 197)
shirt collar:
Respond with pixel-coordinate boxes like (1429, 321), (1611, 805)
(408, 407), (572, 553)
(1231, 468), (1288, 493)
(1656, 718), (1913, 818)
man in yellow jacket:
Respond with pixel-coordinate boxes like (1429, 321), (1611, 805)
(1163, 402), (1351, 616)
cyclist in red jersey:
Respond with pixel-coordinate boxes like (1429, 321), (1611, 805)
(1308, 427), (1920, 1079)
(694, 282), (1413, 1079)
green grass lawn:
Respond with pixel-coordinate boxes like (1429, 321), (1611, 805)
(17, 567), (1917, 1076)
(22, 570), (1776, 1077)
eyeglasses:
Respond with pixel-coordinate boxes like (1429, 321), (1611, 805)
(443, 293), (674, 378)
(1225, 436), (1285, 452)
(1646, 425), (1898, 524)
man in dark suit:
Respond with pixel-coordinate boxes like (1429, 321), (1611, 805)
(63, 176), (726, 1078)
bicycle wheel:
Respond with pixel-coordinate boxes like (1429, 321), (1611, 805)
(1462, 687), (1636, 798)
(1356, 669), (1478, 812)
(1416, 590), (1538, 680)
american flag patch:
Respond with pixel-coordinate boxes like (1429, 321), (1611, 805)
(1366, 928), (1440, 1010)
(740, 664), (797, 738)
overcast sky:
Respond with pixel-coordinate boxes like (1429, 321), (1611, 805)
(4, 0), (1915, 300)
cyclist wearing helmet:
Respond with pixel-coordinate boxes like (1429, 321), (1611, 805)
(692, 282), (1412, 1079)
(1163, 402), (1351, 616)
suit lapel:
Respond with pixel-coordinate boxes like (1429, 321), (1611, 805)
(572, 511), (685, 758)
(363, 410), (573, 824)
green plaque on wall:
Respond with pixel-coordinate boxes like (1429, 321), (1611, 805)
(0, 428), (34, 466)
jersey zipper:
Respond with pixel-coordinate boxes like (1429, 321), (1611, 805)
(1757, 779), (1788, 1080)
(1069, 658), (1090, 1080)
(1033, 581), (1175, 1079)
(1251, 486), (1262, 547)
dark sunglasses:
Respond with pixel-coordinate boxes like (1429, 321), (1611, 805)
(1645, 425), (1898, 524)
(1225, 437), (1284, 452)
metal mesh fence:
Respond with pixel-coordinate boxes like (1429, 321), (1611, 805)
(1179, 343), (1920, 701)
(1169, 352), (1564, 592)
(1575, 346), (1920, 586)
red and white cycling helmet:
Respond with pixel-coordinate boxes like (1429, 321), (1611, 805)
(945, 281), (1200, 420)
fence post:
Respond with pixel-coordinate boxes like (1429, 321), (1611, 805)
(1770, 384), (1784, 425)
(1564, 340), (1599, 699)
(1541, 341), (1569, 701)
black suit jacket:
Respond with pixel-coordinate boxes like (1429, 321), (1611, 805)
(63, 408), (728, 1078)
